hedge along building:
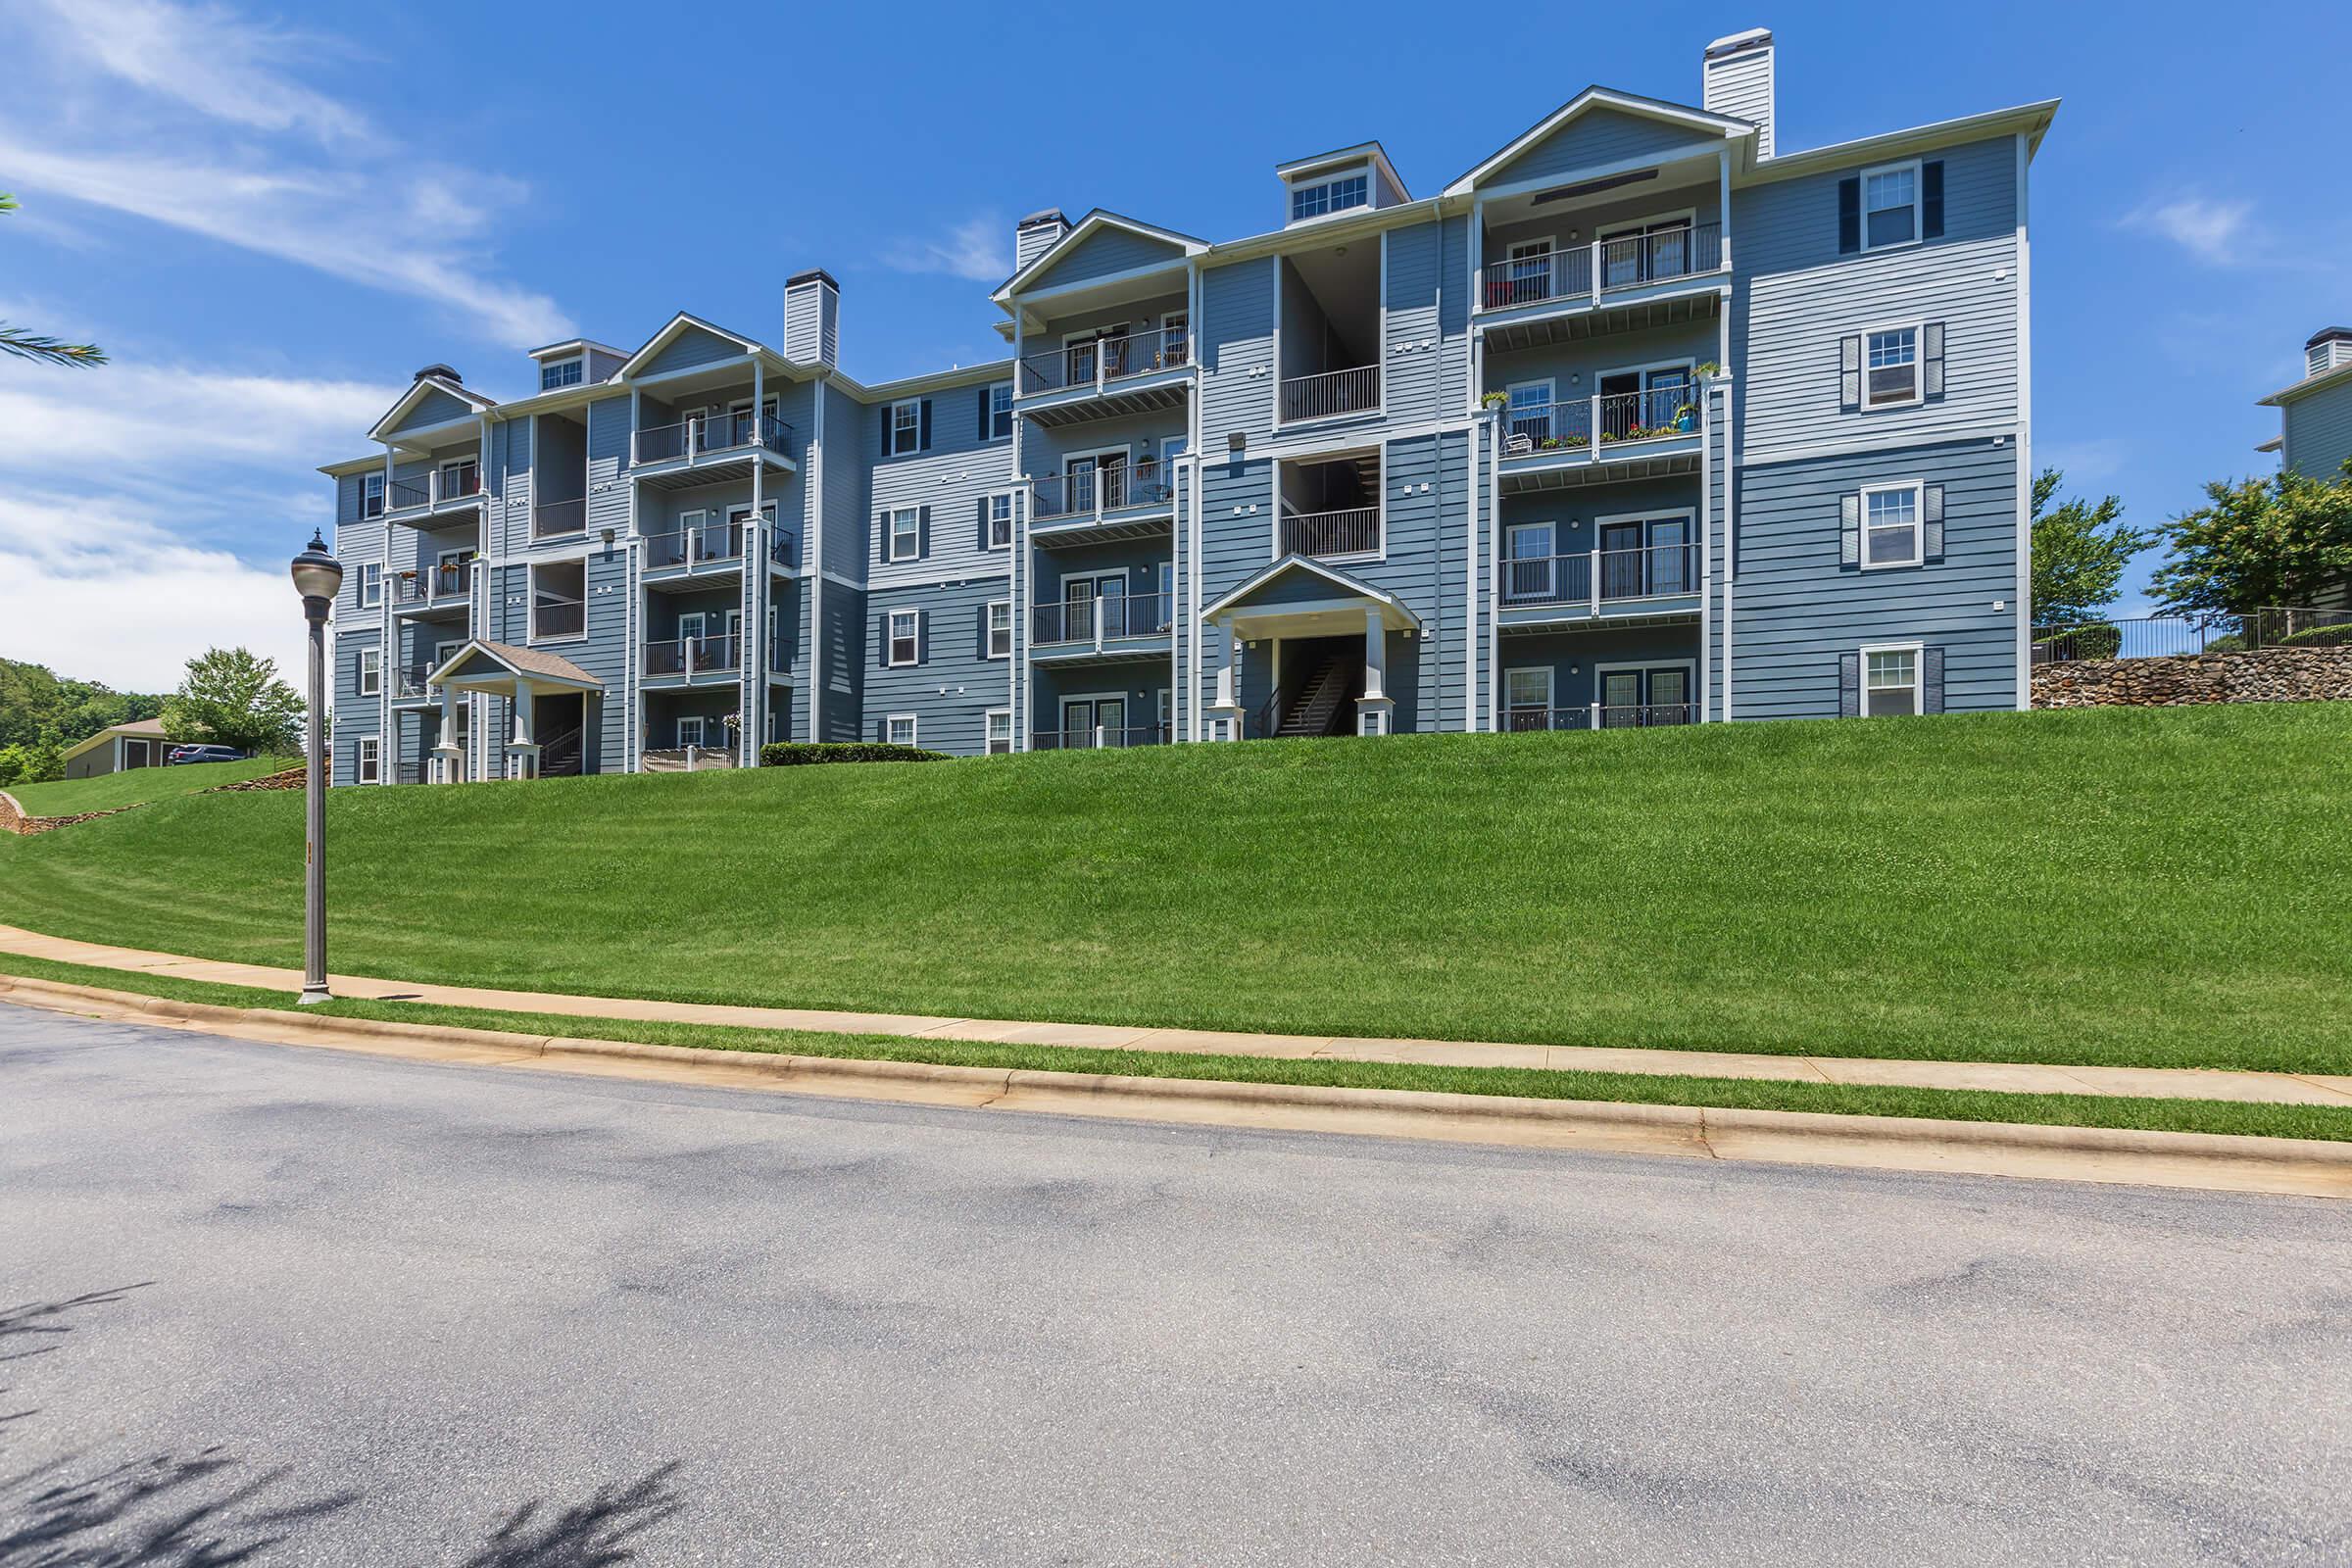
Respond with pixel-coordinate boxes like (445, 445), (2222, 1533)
(318, 25), (2056, 783)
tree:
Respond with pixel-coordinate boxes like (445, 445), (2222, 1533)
(0, 195), (106, 367)
(163, 648), (304, 757)
(2146, 462), (2352, 618)
(2030, 467), (2138, 626)
(0, 742), (63, 790)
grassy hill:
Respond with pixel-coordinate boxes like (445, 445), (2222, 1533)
(7, 756), (299, 816)
(1, 707), (2346, 1073)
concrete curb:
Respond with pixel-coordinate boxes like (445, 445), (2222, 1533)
(4, 972), (2347, 1199)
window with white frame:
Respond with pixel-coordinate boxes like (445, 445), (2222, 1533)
(1862, 163), (1919, 250)
(887, 609), (919, 665)
(888, 507), (921, 563)
(356, 736), (379, 784)
(1505, 380), (1555, 445)
(360, 473), (385, 518)
(677, 715), (706, 747)
(886, 713), (918, 747)
(1863, 647), (1921, 716)
(358, 562), (383, 608)
(357, 647), (380, 696)
(1504, 667), (1552, 730)
(1863, 484), (1923, 568)
(1291, 172), (1369, 222)
(986, 383), (1013, 441)
(1864, 326), (1920, 408)
(985, 710), (1012, 756)
(888, 398), (922, 456)
(539, 358), (583, 391)
(986, 599), (1012, 659)
(985, 492), (1015, 550)
(1159, 314), (1188, 367)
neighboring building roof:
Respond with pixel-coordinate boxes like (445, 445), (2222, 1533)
(58, 716), (172, 763)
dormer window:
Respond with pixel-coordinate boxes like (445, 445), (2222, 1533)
(540, 357), (583, 391)
(1291, 173), (1369, 222)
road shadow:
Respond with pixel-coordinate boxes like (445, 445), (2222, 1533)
(458, 1463), (686, 1568)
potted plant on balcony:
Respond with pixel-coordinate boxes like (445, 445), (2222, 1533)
(1480, 390), (1509, 410)
(1672, 403), (1698, 432)
(1562, 433), (1589, 449)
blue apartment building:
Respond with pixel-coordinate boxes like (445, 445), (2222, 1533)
(321, 26), (2055, 784)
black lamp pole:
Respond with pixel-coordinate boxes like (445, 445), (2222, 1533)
(289, 531), (343, 1004)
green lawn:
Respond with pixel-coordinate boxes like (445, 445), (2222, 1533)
(8, 756), (299, 815)
(6, 949), (2348, 1144)
(0, 706), (2346, 1073)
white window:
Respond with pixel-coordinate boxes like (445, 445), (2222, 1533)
(887, 507), (921, 563)
(888, 609), (919, 665)
(985, 492), (1015, 550)
(677, 716), (706, 747)
(357, 647), (380, 696)
(1159, 314), (1188, 366)
(355, 736), (378, 784)
(1292, 172), (1370, 221)
(986, 383), (1013, 441)
(1861, 162), (1919, 251)
(886, 713), (918, 747)
(540, 358), (583, 391)
(1504, 667), (1553, 730)
(1863, 646), (1922, 716)
(1862, 484), (1923, 569)
(360, 473), (385, 518)
(358, 562), (383, 608)
(1864, 326), (1920, 408)
(985, 710), (1012, 756)
(888, 398), (923, 456)
(1505, 380), (1556, 444)
(986, 599), (1012, 659)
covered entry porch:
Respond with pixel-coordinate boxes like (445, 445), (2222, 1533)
(1202, 555), (1421, 739)
(423, 640), (605, 780)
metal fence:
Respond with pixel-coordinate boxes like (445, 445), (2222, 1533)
(2030, 607), (2352, 664)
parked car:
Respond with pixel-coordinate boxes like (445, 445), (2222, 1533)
(166, 744), (246, 765)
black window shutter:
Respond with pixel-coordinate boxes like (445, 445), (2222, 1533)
(878, 612), (889, 669)
(1923, 485), (1945, 561)
(1839, 335), (1862, 412)
(916, 608), (927, 664)
(875, 510), (887, 564)
(881, 411), (890, 457)
(1923, 321), (1946, 400)
(977, 494), (991, 549)
(1922, 161), (1945, 240)
(1837, 176), (1861, 254)
(917, 504), (931, 559)
(1838, 652), (1860, 717)
(918, 399), (932, 452)
(977, 386), (990, 439)
(1922, 647), (1946, 713)
(1839, 494), (1861, 567)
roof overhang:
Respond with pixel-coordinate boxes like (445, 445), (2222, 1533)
(527, 337), (628, 362)
(1446, 87), (1752, 197)
(426, 640), (603, 696)
(2260, 358), (2352, 408)
(994, 210), (1208, 304)
(1741, 98), (2061, 185)
(367, 374), (496, 443)
(59, 719), (169, 762)
(1202, 554), (1423, 637)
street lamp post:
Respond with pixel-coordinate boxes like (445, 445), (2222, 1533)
(289, 531), (343, 1005)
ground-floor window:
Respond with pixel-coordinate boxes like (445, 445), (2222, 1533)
(1504, 667), (1553, 731)
(1597, 663), (1692, 727)
(887, 713), (917, 748)
(356, 736), (379, 784)
(985, 710), (1012, 755)
(1863, 645), (1922, 716)
(677, 716), (706, 747)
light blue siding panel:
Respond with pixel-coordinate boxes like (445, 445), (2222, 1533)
(868, 378), (1019, 594)
(641, 325), (748, 378)
(865, 579), (1016, 756)
(387, 387), (472, 435)
(821, 382), (867, 580)
(1030, 225), (1186, 291)
(2281, 379), (2352, 481)
(1383, 219), (1443, 421)
(1201, 259), (1275, 442)
(586, 397), (630, 536)
(1490, 109), (1721, 187)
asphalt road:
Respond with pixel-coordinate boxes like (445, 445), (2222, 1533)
(3, 1004), (2348, 1566)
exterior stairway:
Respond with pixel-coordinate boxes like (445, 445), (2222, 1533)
(539, 724), (584, 777)
(1276, 651), (1361, 738)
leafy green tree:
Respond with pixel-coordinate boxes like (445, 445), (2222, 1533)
(0, 658), (163, 751)
(2147, 462), (2352, 617)
(0, 194), (105, 367)
(2030, 467), (2138, 626)
(0, 742), (63, 789)
(163, 648), (305, 756)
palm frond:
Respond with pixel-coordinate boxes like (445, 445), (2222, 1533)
(0, 325), (109, 367)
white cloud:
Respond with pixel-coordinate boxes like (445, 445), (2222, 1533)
(2122, 195), (2254, 266)
(24, 0), (371, 145)
(885, 216), (1010, 283)
(0, 362), (389, 470)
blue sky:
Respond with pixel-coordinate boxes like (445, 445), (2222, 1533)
(2, 0), (2347, 688)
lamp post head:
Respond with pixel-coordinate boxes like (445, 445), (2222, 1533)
(290, 530), (342, 618)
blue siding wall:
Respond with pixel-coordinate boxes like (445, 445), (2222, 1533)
(1201, 259), (1275, 441)
(386, 387), (473, 436)
(640, 326), (747, 378)
(865, 578), (1014, 755)
(2282, 378), (2352, 481)
(1489, 109), (1721, 187)
(1031, 225), (1185, 291)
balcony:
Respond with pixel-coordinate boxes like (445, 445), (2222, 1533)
(531, 599), (584, 641)
(1482, 221), (1722, 312)
(1278, 507), (1381, 561)
(1030, 460), (1178, 544)
(629, 410), (797, 488)
(532, 497), (588, 540)
(1016, 324), (1192, 427)
(1499, 703), (1697, 732)
(385, 466), (485, 518)
(1031, 591), (1172, 651)
(1278, 365), (1380, 425)
(1029, 722), (1172, 751)
(393, 662), (437, 701)
(1494, 386), (1704, 493)
(1498, 544), (1698, 621)
(643, 633), (739, 680)
(389, 561), (472, 614)
(642, 520), (799, 574)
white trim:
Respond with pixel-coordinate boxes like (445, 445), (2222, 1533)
(1594, 657), (1698, 717)
(995, 210), (1208, 301)
(1446, 87), (1752, 195)
(2013, 131), (2034, 712)
(1857, 158), (1924, 254)
(984, 488), (1018, 551)
(886, 607), (920, 666)
(1269, 443), (1386, 564)
(357, 646), (381, 697)
(1501, 663), (1553, 716)
(612, 312), (764, 380)
(886, 398), (924, 458)
(885, 712), (919, 748)
(985, 597), (1013, 660)
(526, 558), (590, 645)
(1858, 318), (1926, 411)
(886, 504), (922, 563)
(984, 708), (1013, 755)
(984, 380), (1015, 443)
(1859, 641), (1925, 717)
(1858, 481), (1926, 570)
(355, 735), (379, 785)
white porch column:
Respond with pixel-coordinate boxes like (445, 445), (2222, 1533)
(431, 687), (463, 782)
(1356, 607), (1395, 737)
(505, 683), (540, 779)
(1206, 618), (1245, 741)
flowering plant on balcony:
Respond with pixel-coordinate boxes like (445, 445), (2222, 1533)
(1480, 391), (1509, 409)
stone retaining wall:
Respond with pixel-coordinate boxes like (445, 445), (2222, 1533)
(2033, 644), (2352, 709)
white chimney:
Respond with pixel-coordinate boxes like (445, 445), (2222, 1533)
(1703, 27), (1775, 159)
(784, 269), (838, 369)
(2307, 327), (2352, 379)
(1015, 209), (1070, 273)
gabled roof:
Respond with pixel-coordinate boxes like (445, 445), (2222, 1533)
(1445, 86), (1752, 196)
(614, 312), (767, 379)
(426, 640), (602, 693)
(1276, 140), (1410, 202)
(2260, 356), (2352, 408)
(527, 336), (630, 363)
(59, 716), (173, 763)
(367, 373), (497, 443)
(994, 209), (1209, 300)
(1202, 554), (1422, 629)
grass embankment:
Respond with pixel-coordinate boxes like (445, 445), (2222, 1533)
(5, 949), (2348, 1144)
(0, 706), (2347, 1073)
(8, 756), (299, 815)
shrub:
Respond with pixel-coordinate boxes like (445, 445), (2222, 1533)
(758, 742), (949, 766)
(2033, 622), (2122, 661)
(2275, 620), (2352, 649)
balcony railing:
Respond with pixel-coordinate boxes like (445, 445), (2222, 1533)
(385, 467), (483, 514)
(533, 497), (587, 538)
(1029, 723), (1173, 751)
(1279, 507), (1381, 560)
(1479, 220), (1723, 311)
(390, 561), (472, 608)
(1017, 323), (1191, 396)
(642, 633), (740, 677)
(1502, 704), (1697, 732)
(395, 662), (437, 699)
(631, 411), (793, 466)
(1031, 591), (1173, 647)
(1279, 365), (1380, 423)
(1497, 386), (1700, 457)
(1500, 544), (1697, 610)
(1031, 460), (1176, 521)
(532, 600), (585, 640)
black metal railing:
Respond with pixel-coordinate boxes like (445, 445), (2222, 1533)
(1479, 220), (1723, 310)
(2030, 607), (2352, 664)
(1017, 323), (1191, 395)
(632, 411), (795, 465)
(1031, 591), (1173, 646)
(1031, 459), (1176, 520)
(1279, 365), (1380, 423)
(532, 600), (584, 639)
(1029, 723), (1172, 751)
(1501, 704), (1698, 732)
(533, 497), (587, 538)
(642, 633), (740, 676)
(1279, 507), (1381, 559)
(1495, 386), (1700, 457)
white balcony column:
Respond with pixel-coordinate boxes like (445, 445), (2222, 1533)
(431, 687), (464, 783)
(505, 684), (540, 779)
(1355, 607), (1394, 737)
(1207, 619), (1245, 740)
(1589, 239), (1602, 303)
(1590, 547), (1602, 612)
